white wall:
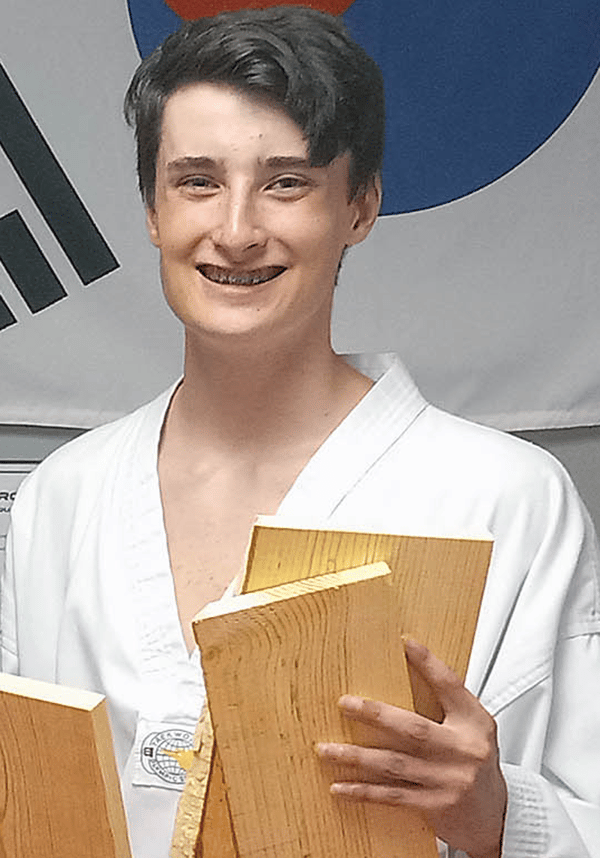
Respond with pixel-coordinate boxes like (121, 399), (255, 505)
(515, 426), (600, 535)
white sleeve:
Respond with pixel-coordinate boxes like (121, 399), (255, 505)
(501, 524), (600, 857)
(467, 450), (600, 858)
(1, 521), (20, 674)
(450, 632), (600, 858)
(501, 628), (600, 858)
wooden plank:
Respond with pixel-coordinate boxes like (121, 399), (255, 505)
(244, 519), (493, 719)
(173, 522), (492, 856)
(171, 706), (237, 858)
(0, 672), (131, 858)
(195, 562), (437, 858)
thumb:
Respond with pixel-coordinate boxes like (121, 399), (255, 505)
(403, 637), (478, 720)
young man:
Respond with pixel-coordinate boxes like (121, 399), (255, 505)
(2, 7), (599, 858)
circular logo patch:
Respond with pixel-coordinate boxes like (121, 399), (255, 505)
(140, 728), (194, 785)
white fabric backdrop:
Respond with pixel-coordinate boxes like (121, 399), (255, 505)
(0, 0), (599, 431)
(333, 64), (600, 430)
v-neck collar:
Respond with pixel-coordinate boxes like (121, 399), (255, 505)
(124, 354), (428, 706)
(277, 353), (428, 519)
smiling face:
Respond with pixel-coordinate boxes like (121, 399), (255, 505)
(146, 83), (380, 351)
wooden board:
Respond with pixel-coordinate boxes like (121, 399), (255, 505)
(0, 672), (131, 858)
(243, 519), (493, 716)
(170, 704), (237, 858)
(195, 562), (437, 858)
(172, 522), (493, 857)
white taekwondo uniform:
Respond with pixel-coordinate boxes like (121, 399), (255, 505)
(2, 354), (599, 858)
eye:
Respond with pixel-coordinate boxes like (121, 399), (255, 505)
(266, 175), (311, 196)
(180, 175), (219, 194)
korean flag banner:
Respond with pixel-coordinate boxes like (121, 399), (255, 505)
(1, 0), (599, 430)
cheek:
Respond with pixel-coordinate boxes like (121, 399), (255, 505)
(284, 203), (347, 244)
(297, 216), (353, 269)
(151, 190), (213, 247)
(158, 212), (202, 256)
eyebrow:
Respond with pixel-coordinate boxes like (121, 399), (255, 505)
(166, 156), (218, 174)
(165, 155), (314, 174)
(263, 156), (313, 169)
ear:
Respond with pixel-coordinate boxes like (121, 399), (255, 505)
(346, 175), (382, 247)
(145, 205), (161, 247)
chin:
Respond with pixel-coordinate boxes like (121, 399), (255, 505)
(180, 308), (283, 343)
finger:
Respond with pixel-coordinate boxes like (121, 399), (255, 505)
(315, 742), (435, 787)
(337, 695), (451, 758)
(403, 638), (481, 720)
(329, 780), (435, 810)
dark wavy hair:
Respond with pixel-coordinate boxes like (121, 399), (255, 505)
(124, 6), (385, 207)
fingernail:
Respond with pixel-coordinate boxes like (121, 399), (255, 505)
(338, 694), (363, 713)
(402, 637), (428, 657)
(339, 695), (383, 722)
(317, 742), (344, 758)
(330, 782), (356, 797)
(338, 694), (374, 715)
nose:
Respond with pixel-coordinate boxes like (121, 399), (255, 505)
(212, 186), (267, 257)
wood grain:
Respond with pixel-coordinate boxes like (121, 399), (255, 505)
(196, 562), (437, 858)
(0, 672), (131, 858)
(244, 519), (493, 719)
(173, 522), (492, 856)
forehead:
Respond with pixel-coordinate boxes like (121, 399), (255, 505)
(158, 82), (309, 163)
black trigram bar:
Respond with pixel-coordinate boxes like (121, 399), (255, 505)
(0, 210), (67, 313)
(0, 64), (118, 285)
(0, 293), (17, 330)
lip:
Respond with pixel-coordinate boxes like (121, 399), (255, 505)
(196, 264), (287, 286)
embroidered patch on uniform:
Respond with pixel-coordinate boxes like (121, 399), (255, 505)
(140, 728), (194, 785)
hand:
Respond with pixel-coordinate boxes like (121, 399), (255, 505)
(315, 638), (507, 858)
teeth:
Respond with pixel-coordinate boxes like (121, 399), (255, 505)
(198, 265), (285, 286)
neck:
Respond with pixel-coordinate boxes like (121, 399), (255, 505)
(166, 327), (372, 459)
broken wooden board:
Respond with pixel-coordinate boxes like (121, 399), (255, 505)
(172, 521), (493, 857)
(195, 562), (437, 858)
(170, 704), (237, 858)
(0, 672), (131, 858)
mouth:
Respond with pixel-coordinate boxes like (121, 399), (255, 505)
(197, 264), (287, 286)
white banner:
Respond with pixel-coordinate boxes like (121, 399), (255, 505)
(1, 0), (599, 431)
(334, 65), (600, 430)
